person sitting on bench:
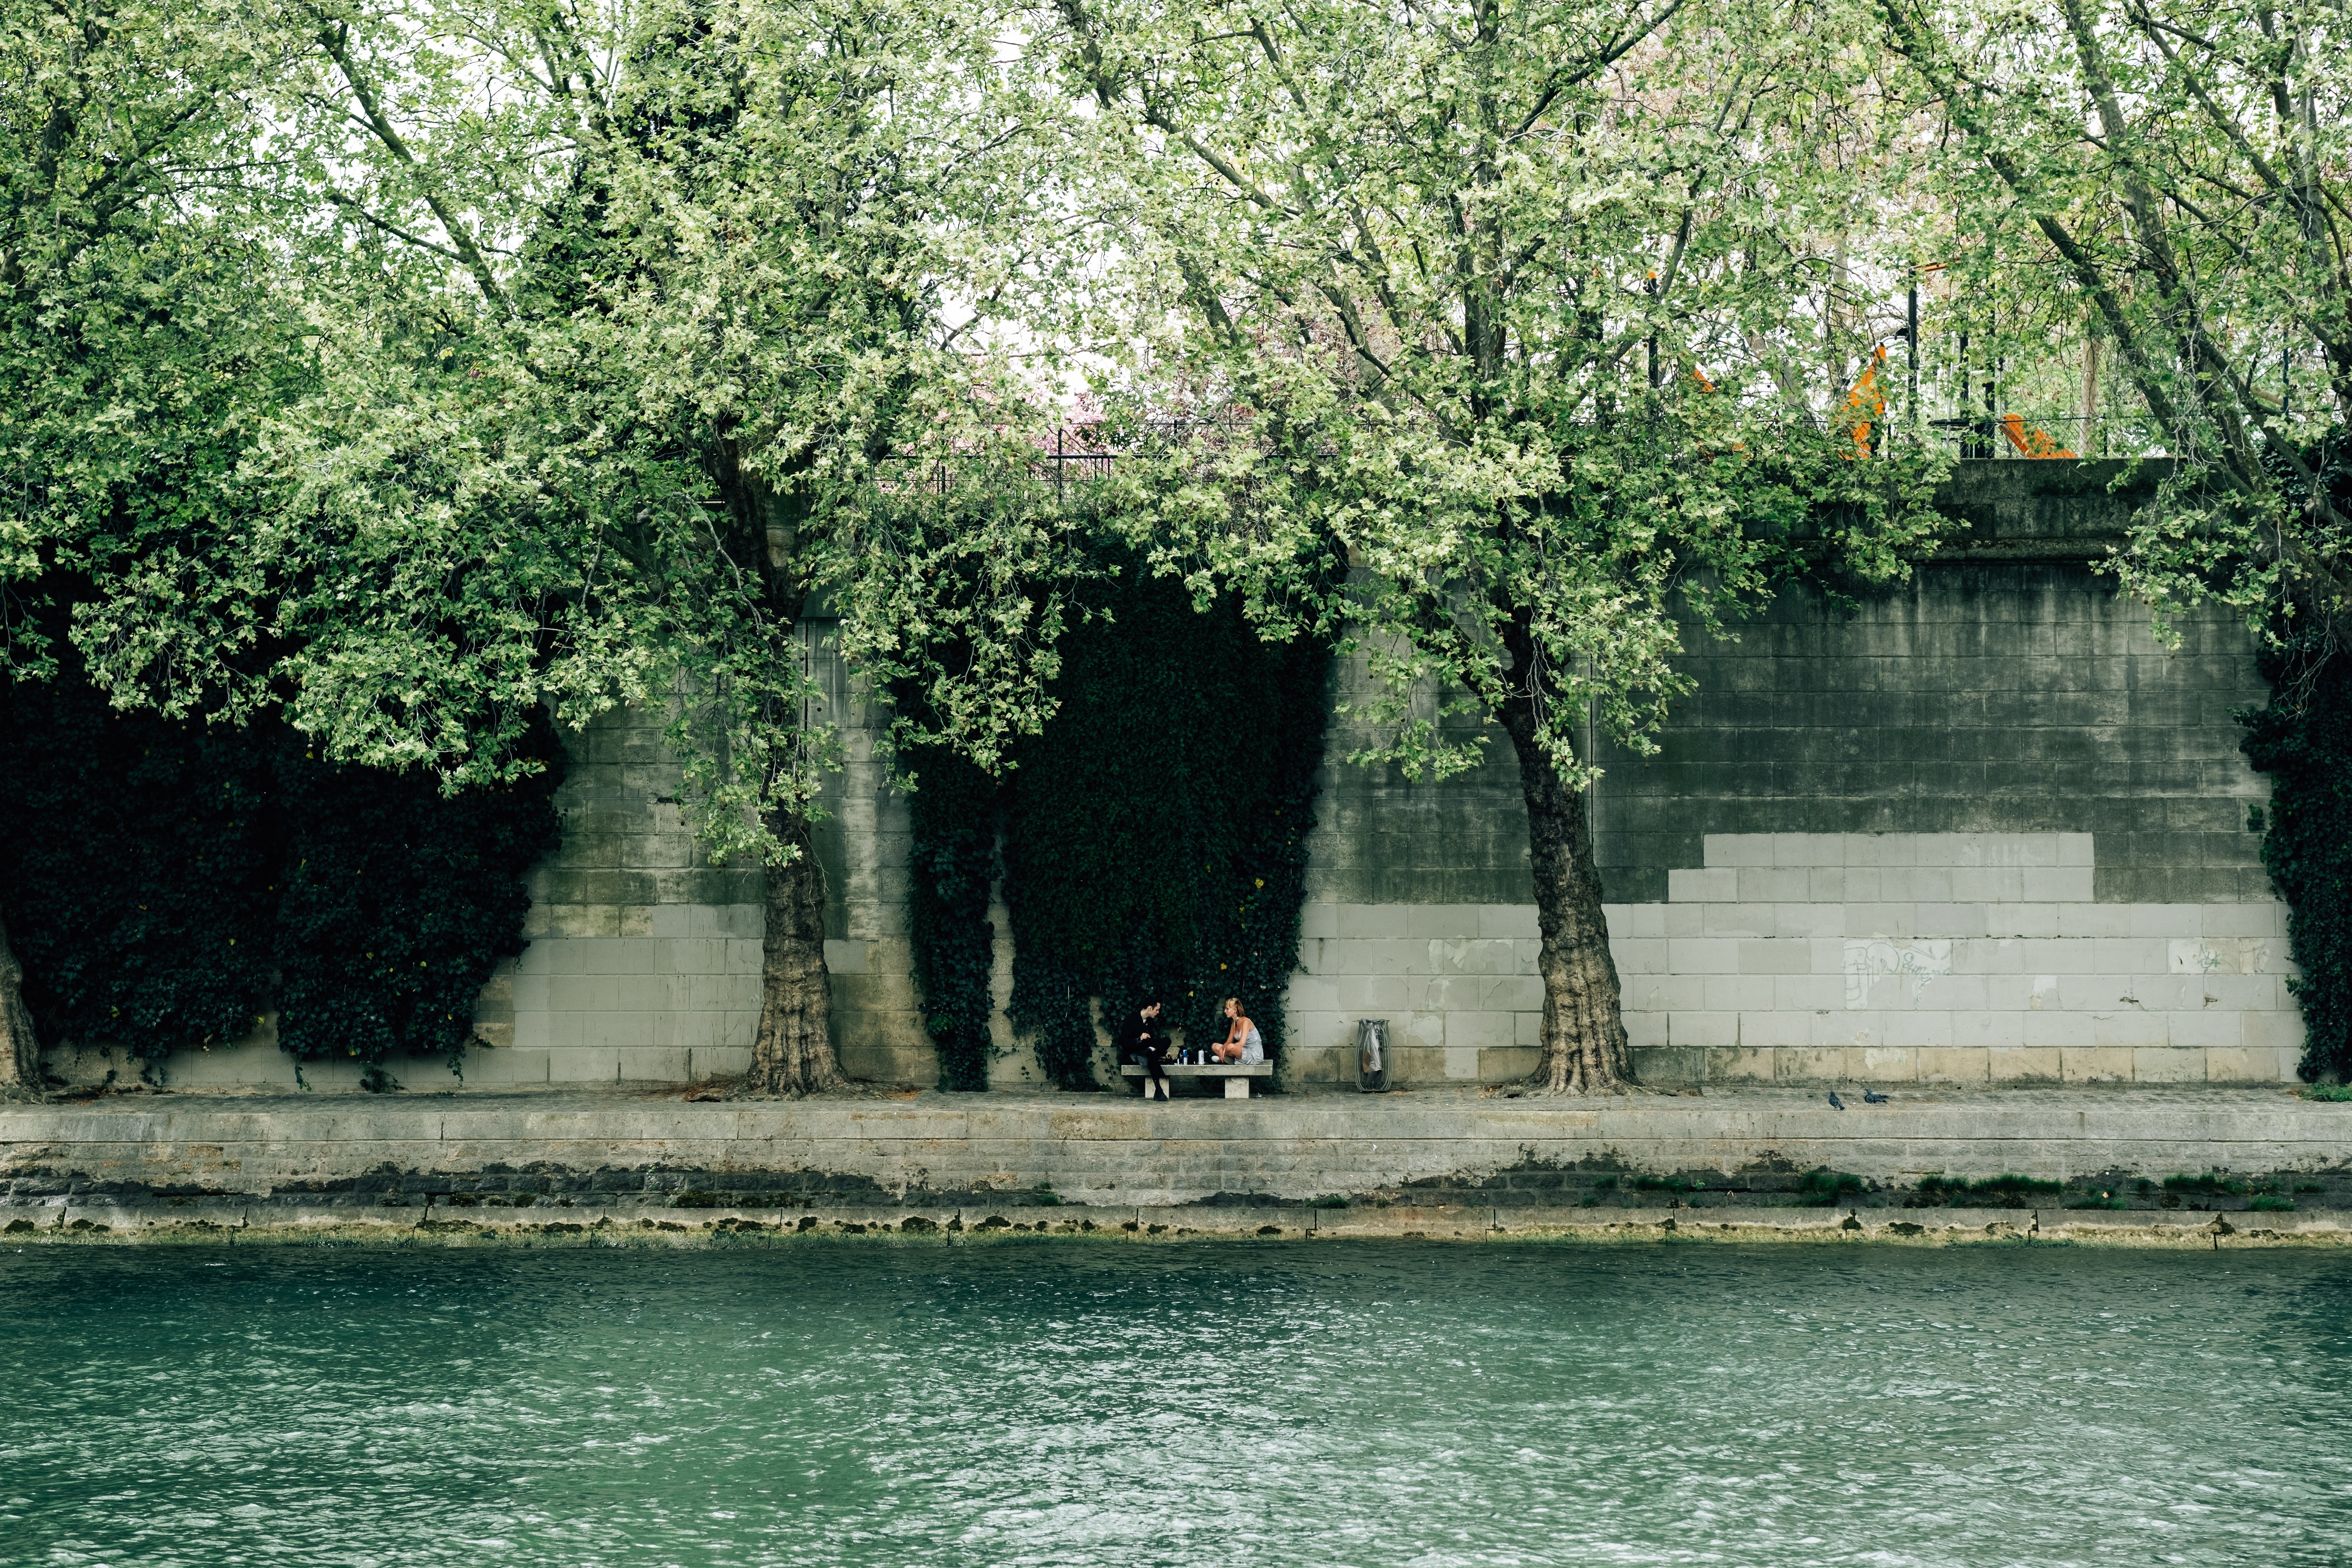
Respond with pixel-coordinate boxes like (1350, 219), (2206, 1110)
(1117, 997), (1174, 1100)
(1209, 996), (1263, 1065)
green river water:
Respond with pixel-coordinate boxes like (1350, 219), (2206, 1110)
(4, 1240), (2349, 1566)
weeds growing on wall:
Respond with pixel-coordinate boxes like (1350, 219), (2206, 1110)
(996, 562), (1331, 1090)
(2242, 626), (2352, 1083)
(0, 665), (563, 1080)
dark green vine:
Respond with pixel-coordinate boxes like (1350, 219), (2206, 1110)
(0, 662), (563, 1082)
(903, 742), (998, 1092)
(994, 562), (1331, 1090)
(2240, 431), (2352, 1084)
(2242, 628), (2352, 1083)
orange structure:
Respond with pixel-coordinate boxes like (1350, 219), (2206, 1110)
(1998, 413), (2075, 459)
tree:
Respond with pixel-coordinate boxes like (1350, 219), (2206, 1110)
(1044, 0), (1946, 1090)
(1879, 0), (2352, 649)
(0, 0), (307, 1090)
(50, 0), (1083, 1095)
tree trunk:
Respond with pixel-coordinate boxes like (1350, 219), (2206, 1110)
(1494, 685), (1635, 1095)
(749, 809), (845, 1096)
(0, 909), (43, 1095)
(713, 447), (847, 1097)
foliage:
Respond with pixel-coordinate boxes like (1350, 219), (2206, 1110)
(993, 560), (1331, 1090)
(2241, 584), (2352, 1086)
(1795, 1168), (1870, 1205)
(0, 669), (278, 1057)
(1913, 1173), (2062, 1206)
(0, 660), (561, 1075)
(905, 563), (1324, 1092)
(1048, 0), (1951, 791)
(271, 715), (565, 1076)
(904, 744), (1000, 1092)
(1878, 0), (2352, 653)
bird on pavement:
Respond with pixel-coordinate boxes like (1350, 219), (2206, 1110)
(1827, 1091), (1847, 1110)
(1862, 1089), (1890, 1104)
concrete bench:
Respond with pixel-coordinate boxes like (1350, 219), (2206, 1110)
(1120, 1062), (1273, 1098)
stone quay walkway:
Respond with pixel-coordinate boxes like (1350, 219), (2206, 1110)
(4, 1083), (2349, 1245)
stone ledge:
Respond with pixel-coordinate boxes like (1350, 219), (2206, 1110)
(7, 1196), (2339, 1248)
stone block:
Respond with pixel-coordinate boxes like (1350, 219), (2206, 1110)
(1447, 1011), (1519, 1049)
(1334, 974), (1410, 1012)
(547, 1046), (623, 1082)
(1338, 905), (1410, 938)
(1479, 905), (1542, 939)
(1737, 939), (1812, 975)
(1481, 975), (1544, 1012)
(2131, 1047), (2206, 1083)
(2198, 902), (2288, 938)
(1882, 1012), (1953, 1048)
(1773, 832), (1842, 868)
(2059, 833), (2095, 865)
(1738, 867), (1811, 903)
(1704, 1047), (1776, 1081)
(2023, 1011), (2097, 1048)
(465, 1047), (551, 1084)
(1984, 904), (2061, 939)
(2018, 867), (2094, 903)
(1773, 974), (1841, 1010)
(1857, 1046), (1919, 1081)
(1669, 1011), (1740, 1048)
(1704, 834), (1777, 867)
(1847, 833), (1915, 867)
(1406, 905), (1484, 939)
(1607, 903), (1667, 939)
(1774, 902), (1844, 939)
(1842, 903), (1918, 938)
(1950, 867), (2022, 903)
(1443, 1046), (1482, 1079)
(1632, 1047), (1705, 1084)
(2093, 937), (2168, 976)
(1917, 1047), (1991, 1085)
(1612, 938), (1667, 975)
(2245, 1011), (2308, 1051)
(1988, 1047), (2061, 1084)
(1738, 1010), (1811, 1049)
(824, 939), (870, 974)
(1298, 903), (1340, 940)
(617, 1046), (691, 1082)
(1668, 867), (1738, 903)
(1621, 1011), (1666, 1049)
(2121, 903), (2203, 939)
(725, 939), (765, 975)
(1705, 975), (1777, 1012)
(1775, 1047), (1856, 1083)
(2057, 904), (2131, 938)
(2060, 1047), (2135, 1083)
(2196, 1046), (2271, 1084)
(1668, 938), (1739, 974)
(1702, 904), (1776, 937)
(1916, 903), (1987, 938)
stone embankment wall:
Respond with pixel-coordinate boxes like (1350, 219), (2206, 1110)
(48, 461), (2304, 1091)
(7, 1091), (2350, 1230)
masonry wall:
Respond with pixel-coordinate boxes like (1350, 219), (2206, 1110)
(47, 461), (2303, 1091)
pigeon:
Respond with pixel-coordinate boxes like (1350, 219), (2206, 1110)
(1827, 1091), (1847, 1110)
(1862, 1089), (1890, 1104)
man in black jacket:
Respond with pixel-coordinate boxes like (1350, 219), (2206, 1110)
(1116, 998), (1173, 1100)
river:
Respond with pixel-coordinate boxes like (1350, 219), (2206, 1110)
(4, 1240), (2347, 1565)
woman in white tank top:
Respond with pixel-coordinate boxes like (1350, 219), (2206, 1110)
(1210, 997), (1263, 1064)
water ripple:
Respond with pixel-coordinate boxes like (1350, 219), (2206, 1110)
(4, 1243), (2350, 1566)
